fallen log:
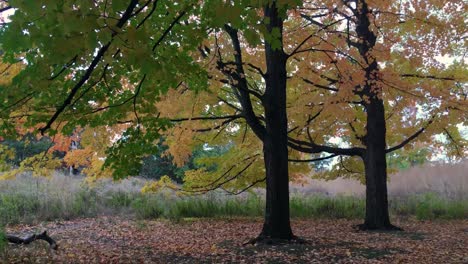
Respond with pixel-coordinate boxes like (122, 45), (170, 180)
(6, 231), (58, 250)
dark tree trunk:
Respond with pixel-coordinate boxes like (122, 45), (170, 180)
(258, 2), (293, 240)
(361, 97), (394, 230)
(355, 0), (398, 230)
(261, 135), (293, 239)
(222, 3), (294, 242)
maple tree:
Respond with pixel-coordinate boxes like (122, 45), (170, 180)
(285, 0), (466, 229)
(155, 0), (313, 240)
(0, 0), (308, 241)
(0, 120), (102, 179)
(157, 0), (466, 231)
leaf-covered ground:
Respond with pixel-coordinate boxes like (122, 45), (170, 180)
(2, 217), (467, 263)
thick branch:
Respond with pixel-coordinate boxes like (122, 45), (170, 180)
(222, 24), (267, 141)
(299, 13), (326, 27)
(288, 137), (364, 156)
(6, 231), (58, 250)
(169, 114), (242, 122)
(246, 63), (265, 77)
(288, 154), (338, 163)
(135, 0), (156, 28)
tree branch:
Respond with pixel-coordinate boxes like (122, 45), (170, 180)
(184, 155), (260, 193)
(221, 24), (267, 141)
(169, 114), (242, 122)
(302, 77), (338, 92)
(6, 231), (58, 250)
(288, 154), (338, 163)
(288, 136), (364, 156)
(48, 55), (78, 80)
(400, 74), (456, 81)
(245, 63), (265, 77)
(191, 116), (241, 133)
(152, 10), (187, 51)
(223, 177), (266, 195)
(0, 5), (11, 13)
(39, 0), (140, 134)
(443, 128), (463, 157)
(386, 118), (434, 153)
(136, 0), (158, 29)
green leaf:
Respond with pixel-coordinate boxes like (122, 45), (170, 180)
(112, 0), (128, 12)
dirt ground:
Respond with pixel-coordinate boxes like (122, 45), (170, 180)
(2, 217), (467, 263)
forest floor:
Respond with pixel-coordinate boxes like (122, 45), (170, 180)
(2, 217), (467, 263)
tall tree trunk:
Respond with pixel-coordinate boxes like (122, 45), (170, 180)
(356, 0), (398, 230)
(259, 2), (293, 240)
(261, 135), (293, 239)
(362, 97), (394, 230)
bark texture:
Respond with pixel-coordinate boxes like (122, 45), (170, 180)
(361, 98), (393, 229)
(356, 0), (397, 230)
(259, 2), (293, 240)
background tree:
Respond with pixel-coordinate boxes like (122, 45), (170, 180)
(286, 0), (467, 229)
(0, 57), (22, 171)
(387, 146), (431, 171)
(138, 140), (225, 183)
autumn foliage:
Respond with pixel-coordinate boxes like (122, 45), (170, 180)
(0, 0), (466, 239)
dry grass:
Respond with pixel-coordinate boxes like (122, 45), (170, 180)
(0, 162), (466, 227)
(293, 161), (468, 199)
(388, 161), (468, 199)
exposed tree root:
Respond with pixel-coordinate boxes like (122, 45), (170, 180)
(243, 235), (308, 246)
(356, 223), (403, 232)
(6, 231), (58, 250)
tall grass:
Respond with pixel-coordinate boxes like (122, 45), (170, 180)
(162, 194), (264, 220)
(390, 192), (467, 220)
(290, 196), (365, 219)
(0, 172), (142, 225)
(0, 227), (6, 252)
(0, 172), (466, 226)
